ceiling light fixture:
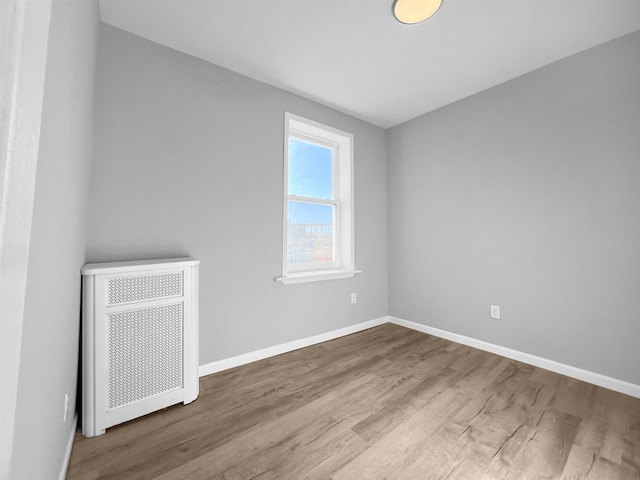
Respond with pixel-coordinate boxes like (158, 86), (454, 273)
(393, 0), (443, 24)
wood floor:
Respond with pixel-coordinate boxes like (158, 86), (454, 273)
(67, 323), (640, 479)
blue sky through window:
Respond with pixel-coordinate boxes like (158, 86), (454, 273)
(288, 138), (332, 199)
(288, 137), (334, 225)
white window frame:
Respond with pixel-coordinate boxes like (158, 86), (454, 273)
(276, 112), (357, 284)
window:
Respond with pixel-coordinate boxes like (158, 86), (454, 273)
(276, 113), (357, 284)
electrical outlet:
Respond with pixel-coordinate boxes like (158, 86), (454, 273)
(351, 293), (357, 304)
(490, 305), (501, 320)
(63, 388), (70, 422)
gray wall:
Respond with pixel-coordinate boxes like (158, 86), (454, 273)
(387, 30), (640, 385)
(10, 0), (99, 479)
(87, 25), (389, 364)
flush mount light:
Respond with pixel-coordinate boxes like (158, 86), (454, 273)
(393, 0), (443, 24)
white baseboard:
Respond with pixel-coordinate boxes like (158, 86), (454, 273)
(389, 316), (640, 399)
(198, 315), (640, 399)
(199, 317), (388, 377)
(58, 414), (77, 480)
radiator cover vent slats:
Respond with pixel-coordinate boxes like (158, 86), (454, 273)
(107, 272), (183, 305)
(82, 257), (199, 437)
(108, 303), (183, 410)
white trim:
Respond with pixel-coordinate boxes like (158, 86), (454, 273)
(281, 112), (354, 283)
(274, 268), (361, 285)
(199, 317), (387, 377)
(200, 316), (640, 399)
(57, 415), (77, 480)
(389, 316), (640, 399)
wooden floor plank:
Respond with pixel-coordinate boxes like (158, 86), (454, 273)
(67, 324), (640, 480)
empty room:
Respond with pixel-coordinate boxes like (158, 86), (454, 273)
(3, 0), (640, 479)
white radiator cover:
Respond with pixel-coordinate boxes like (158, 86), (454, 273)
(81, 257), (199, 437)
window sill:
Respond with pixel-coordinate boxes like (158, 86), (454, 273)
(274, 269), (361, 285)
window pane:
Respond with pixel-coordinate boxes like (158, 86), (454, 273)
(288, 137), (333, 199)
(287, 201), (334, 265)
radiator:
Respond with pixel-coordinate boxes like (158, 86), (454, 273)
(81, 257), (200, 437)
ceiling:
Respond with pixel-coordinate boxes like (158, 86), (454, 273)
(99, 0), (640, 129)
